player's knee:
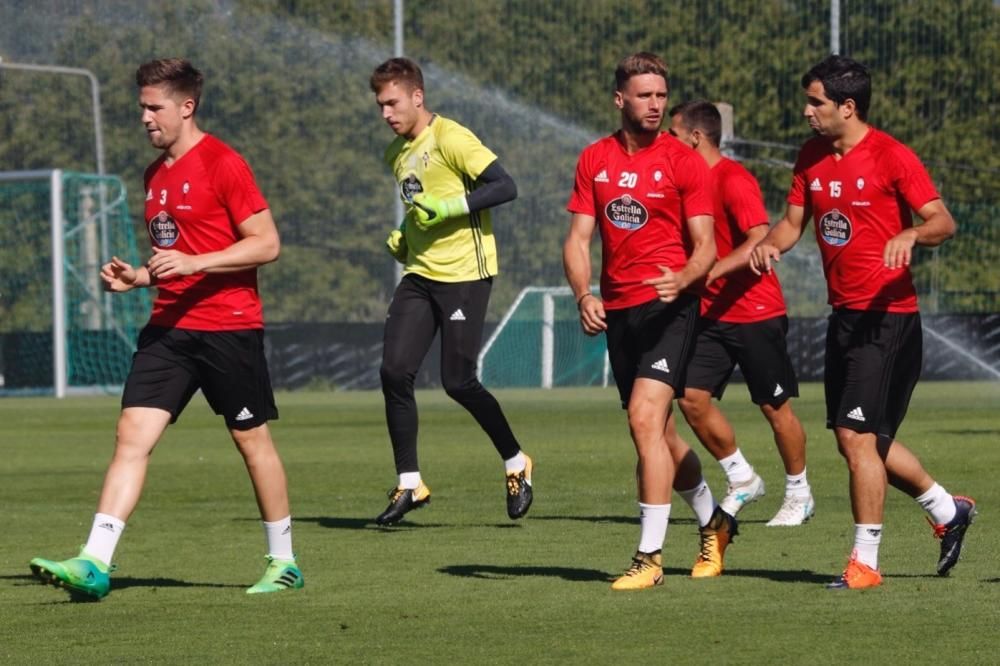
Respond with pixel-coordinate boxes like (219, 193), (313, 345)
(443, 376), (484, 403)
(379, 361), (414, 393)
(678, 393), (709, 423)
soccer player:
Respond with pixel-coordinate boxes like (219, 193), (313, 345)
(370, 57), (533, 525)
(563, 52), (737, 590)
(29, 58), (303, 599)
(750, 55), (976, 589)
(668, 100), (814, 527)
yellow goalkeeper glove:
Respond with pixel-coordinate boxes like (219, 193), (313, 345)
(411, 192), (468, 230)
(385, 222), (407, 263)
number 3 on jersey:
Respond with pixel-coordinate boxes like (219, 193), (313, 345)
(617, 171), (638, 188)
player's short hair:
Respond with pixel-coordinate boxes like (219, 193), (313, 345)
(614, 52), (668, 92)
(802, 55), (871, 121)
(669, 100), (722, 148)
(136, 58), (204, 112)
(370, 57), (424, 94)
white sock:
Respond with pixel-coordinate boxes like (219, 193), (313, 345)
(263, 516), (294, 561)
(785, 469), (811, 498)
(398, 472), (422, 490)
(637, 503), (671, 554)
(504, 452), (526, 475)
(915, 483), (956, 525)
(676, 480), (716, 527)
(83, 513), (125, 567)
(853, 524), (882, 569)
(718, 449), (754, 485)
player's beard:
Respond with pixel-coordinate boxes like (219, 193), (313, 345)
(622, 107), (662, 139)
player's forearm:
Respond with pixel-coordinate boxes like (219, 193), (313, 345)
(760, 217), (804, 254)
(710, 232), (766, 281)
(562, 239), (593, 302)
(678, 236), (716, 290)
(912, 209), (956, 247)
(467, 160), (517, 213)
(197, 235), (280, 273)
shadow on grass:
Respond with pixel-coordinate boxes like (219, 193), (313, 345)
(721, 568), (831, 584)
(439, 564), (612, 583)
(6, 573), (243, 604)
(296, 516), (448, 530)
(530, 515), (699, 526)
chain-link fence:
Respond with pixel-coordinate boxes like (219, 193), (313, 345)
(1, 0), (997, 327)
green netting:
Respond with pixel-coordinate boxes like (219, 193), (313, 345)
(0, 171), (150, 394)
(479, 288), (609, 388)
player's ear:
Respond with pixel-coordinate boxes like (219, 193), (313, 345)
(412, 87), (424, 108)
(180, 97), (197, 120)
(614, 90), (624, 110)
(840, 97), (857, 120)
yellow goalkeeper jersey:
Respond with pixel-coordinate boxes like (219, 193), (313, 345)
(385, 115), (499, 282)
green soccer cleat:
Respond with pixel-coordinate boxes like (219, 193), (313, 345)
(29, 549), (114, 600)
(246, 555), (304, 594)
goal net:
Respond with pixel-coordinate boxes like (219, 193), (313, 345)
(0, 170), (150, 396)
(478, 286), (609, 388)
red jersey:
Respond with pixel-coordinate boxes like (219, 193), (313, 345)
(143, 134), (269, 330)
(787, 128), (940, 313)
(567, 132), (713, 310)
(702, 158), (786, 322)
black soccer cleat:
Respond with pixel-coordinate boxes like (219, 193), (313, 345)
(505, 454), (534, 519)
(375, 483), (431, 525)
(929, 495), (977, 576)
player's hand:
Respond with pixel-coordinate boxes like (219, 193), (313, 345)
(100, 256), (139, 292)
(577, 293), (607, 336)
(643, 265), (684, 303)
(749, 242), (781, 275)
(147, 246), (201, 279)
(883, 228), (918, 270)
(411, 193), (467, 230)
(386, 222), (407, 263)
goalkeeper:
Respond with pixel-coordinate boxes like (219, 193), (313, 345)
(370, 57), (533, 526)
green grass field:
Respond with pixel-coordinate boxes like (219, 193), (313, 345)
(2, 382), (997, 664)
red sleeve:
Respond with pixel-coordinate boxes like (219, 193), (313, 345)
(890, 144), (940, 211)
(566, 147), (595, 216)
(675, 149), (713, 218)
(723, 167), (768, 232)
(213, 153), (268, 225)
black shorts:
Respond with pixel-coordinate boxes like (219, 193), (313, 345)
(824, 309), (922, 440)
(605, 294), (699, 408)
(121, 325), (278, 430)
(684, 315), (799, 406)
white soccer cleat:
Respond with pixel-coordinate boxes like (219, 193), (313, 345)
(720, 473), (766, 516)
(766, 494), (816, 527)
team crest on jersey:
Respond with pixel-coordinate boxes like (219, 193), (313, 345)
(605, 194), (648, 231)
(400, 173), (424, 203)
(149, 210), (180, 247)
(819, 208), (851, 246)
(856, 177), (865, 190)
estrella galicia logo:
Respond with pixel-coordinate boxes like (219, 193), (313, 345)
(400, 173), (424, 203)
(149, 210), (179, 247)
(819, 208), (851, 246)
(605, 195), (648, 230)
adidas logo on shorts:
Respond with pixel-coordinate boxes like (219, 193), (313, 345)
(450, 309), (466, 321)
(235, 407), (255, 421)
(846, 406), (865, 422)
(773, 383), (784, 397)
(651, 358), (670, 373)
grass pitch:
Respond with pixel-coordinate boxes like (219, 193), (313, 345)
(2, 382), (997, 664)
